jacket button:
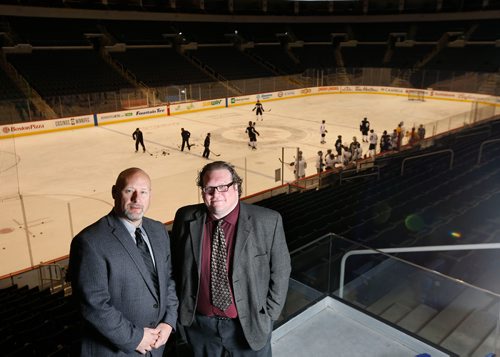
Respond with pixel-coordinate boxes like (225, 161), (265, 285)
(153, 304), (158, 308)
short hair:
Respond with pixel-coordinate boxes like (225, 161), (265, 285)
(196, 161), (243, 197)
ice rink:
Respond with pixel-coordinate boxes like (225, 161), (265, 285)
(0, 93), (474, 276)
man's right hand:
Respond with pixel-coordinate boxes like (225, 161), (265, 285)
(136, 327), (159, 355)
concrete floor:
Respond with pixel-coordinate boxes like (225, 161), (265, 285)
(272, 297), (449, 357)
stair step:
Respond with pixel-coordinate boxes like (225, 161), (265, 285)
(367, 285), (417, 316)
(470, 326), (498, 357)
(441, 307), (498, 356)
(418, 288), (493, 344)
(398, 304), (437, 333)
(380, 302), (412, 323)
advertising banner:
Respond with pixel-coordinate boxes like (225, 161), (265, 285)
(97, 106), (167, 125)
(170, 98), (225, 115)
(0, 114), (94, 139)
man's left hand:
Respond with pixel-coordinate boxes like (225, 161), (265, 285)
(152, 323), (173, 349)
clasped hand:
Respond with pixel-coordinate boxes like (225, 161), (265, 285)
(136, 323), (173, 355)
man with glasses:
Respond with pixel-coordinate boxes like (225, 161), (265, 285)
(172, 161), (291, 357)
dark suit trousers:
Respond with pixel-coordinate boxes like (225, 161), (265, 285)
(185, 314), (272, 357)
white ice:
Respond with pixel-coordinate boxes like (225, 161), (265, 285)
(0, 93), (473, 275)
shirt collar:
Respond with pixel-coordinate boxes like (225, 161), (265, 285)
(118, 216), (142, 237)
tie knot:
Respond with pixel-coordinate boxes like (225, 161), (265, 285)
(216, 219), (223, 228)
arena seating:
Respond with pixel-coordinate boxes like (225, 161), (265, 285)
(247, 46), (303, 74)
(341, 45), (387, 68)
(290, 45), (337, 70)
(0, 17), (496, 103)
(110, 48), (213, 86)
(0, 285), (81, 356)
(425, 47), (499, 72)
(191, 46), (274, 80)
(0, 68), (25, 100)
(7, 50), (133, 96)
(104, 20), (176, 45)
(7, 17), (97, 46)
(256, 118), (500, 290)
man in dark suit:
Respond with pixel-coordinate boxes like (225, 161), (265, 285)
(172, 161), (291, 356)
(69, 167), (178, 356)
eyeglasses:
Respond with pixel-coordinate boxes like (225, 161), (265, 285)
(201, 182), (234, 194)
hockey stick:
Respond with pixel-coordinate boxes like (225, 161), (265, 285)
(210, 150), (221, 157)
(279, 157), (295, 166)
(177, 143), (196, 150)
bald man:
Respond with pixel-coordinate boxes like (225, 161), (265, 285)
(69, 168), (178, 356)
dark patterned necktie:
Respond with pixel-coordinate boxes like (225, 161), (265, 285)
(135, 228), (159, 296)
(210, 220), (232, 311)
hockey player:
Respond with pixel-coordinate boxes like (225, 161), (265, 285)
(132, 128), (146, 153)
(418, 124), (426, 140)
(252, 100), (265, 120)
(316, 151), (325, 173)
(360, 117), (370, 143)
(245, 121), (260, 150)
(368, 129), (378, 157)
(325, 150), (335, 170)
(202, 133), (210, 159)
(320, 120), (328, 144)
(289, 151), (307, 180)
(180, 128), (191, 151)
(349, 137), (359, 157)
(380, 130), (391, 152)
(352, 142), (363, 162)
(335, 135), (343, 156)
(341, 144), (352, 166)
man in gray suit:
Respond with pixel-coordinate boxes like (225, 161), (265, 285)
(69, 167), (178, 356)
(172, 161), (291, 356)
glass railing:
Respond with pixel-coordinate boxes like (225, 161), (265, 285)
(284, 233), (500, 356)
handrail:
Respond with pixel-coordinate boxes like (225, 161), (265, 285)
(401, 149), (454, 176)
(339, 242), (500, 299)
(477, 138), (500, 165)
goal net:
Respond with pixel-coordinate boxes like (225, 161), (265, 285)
(408, 89), (425, 102)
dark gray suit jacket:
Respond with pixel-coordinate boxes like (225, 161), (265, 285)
(171, 202), (291, 351)
(69, 212), (178, 356)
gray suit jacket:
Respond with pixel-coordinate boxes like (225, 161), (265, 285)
(171, 202), (291, 351)
(69, 212), (178, 356)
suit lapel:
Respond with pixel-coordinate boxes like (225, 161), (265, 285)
(107, 214), (159, 302)
(234, 203), (252, 265)
(189, 207), (206, 274)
